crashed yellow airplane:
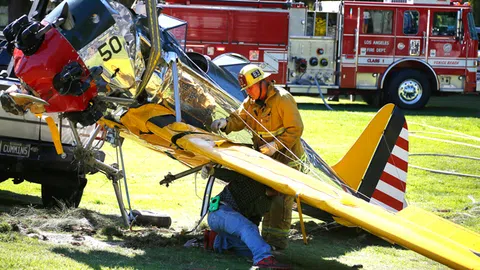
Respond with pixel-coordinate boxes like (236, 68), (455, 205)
(0, 0), (478, 269)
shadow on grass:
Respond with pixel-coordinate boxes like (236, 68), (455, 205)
(0, 188), (405, 269)
(297, 95), (480, 118)
(0, 175), (404, 269)
(278, 221), (402, 269)
(49, 220), (398, 270)
(51, 246), (238, 270)
(0, 189), (42, 210)
(51, 240), (354, 270)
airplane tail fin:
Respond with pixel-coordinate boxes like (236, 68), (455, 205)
(331, 104), (409, 212)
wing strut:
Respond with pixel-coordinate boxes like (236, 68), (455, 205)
(135, 0), (162, 97)
(296, 193), (308, 245)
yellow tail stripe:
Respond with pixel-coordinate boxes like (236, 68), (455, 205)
(331, 104), (395, 190)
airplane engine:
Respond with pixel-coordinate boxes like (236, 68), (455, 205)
(3, 0), (142, 123)
(1, 0), (250, 141)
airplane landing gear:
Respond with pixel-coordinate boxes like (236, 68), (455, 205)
(68, 121), (171, 228)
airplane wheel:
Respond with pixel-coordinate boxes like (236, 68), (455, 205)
(131, 210), (172, 228)
(387, 69), (431, 109)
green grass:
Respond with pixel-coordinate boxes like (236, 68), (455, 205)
(0, 95), (479, 269)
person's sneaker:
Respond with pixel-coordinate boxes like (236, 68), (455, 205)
(254, 256), (292, 269)
(203, 229), (217, 250)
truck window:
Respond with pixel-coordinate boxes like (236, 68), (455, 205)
(306, 11), (315, 36)
(363, 10), (393, 35)
(432, 12), (457, 36)
(467, 12), (477, 40)
(0, 0), (7, 30)
(315, 13), (327, 36)
(327, 13), (337, 37)
(403, 10), (419, 35)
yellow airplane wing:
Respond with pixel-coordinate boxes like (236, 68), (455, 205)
(110, 102), (479, 269)
(170, 128), (480, 270)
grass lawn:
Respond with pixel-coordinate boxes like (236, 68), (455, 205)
(0, 95), (479, 269)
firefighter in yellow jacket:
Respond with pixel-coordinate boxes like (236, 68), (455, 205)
(211, 64), (306, 250)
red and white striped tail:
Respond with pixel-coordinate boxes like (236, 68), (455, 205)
(370, 122), (409, 212)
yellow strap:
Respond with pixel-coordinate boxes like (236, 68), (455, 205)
(36, 114), (64, 155)
(257, 127), (285, 137)
(295, 193), (308, 245)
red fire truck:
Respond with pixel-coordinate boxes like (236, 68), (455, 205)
(158, 0), (479, 109)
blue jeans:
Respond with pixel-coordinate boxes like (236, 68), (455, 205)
(207, 204), (272, 264)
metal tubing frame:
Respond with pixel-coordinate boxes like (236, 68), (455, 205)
(112, 179), (130, 227)
(84, 125), (102, 149)
(172, 58), (182, 122)
(68, 120), (83, 146)
(117, 130), (134, 219)
(68, 119), (129, 226)
(96, 96), (136, 106)
(160, 163), (206, 186)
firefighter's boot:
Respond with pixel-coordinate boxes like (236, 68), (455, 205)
(261, 194), (294, 250)
(203, 229), (217, 251)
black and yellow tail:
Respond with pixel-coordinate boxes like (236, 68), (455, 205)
(302, 103), (409, 215)
(332, 103), (408, 212)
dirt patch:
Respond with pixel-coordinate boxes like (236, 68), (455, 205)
(37, 231), (119, 248)
(0, 205), (125, 248)
(451, 205), (480, 224)
(0, 204), (204, 250)
(123, 228), (201, 249)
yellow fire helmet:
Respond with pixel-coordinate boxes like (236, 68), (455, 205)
(238, 64), (271, 90)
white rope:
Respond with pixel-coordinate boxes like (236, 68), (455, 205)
(409, 134), (480, 149)
(409, 131), (480, 142)
(410, 165), (480, 179)
(410, 153), (480, 161)
(409, 153), (480, 179)
(409, 122), (480, 141)
(219, 106), (347, 199)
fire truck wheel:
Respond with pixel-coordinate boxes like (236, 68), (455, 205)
(387, 70), (431, 109)
(41, 177), (87, 208)
(361, 94), (381, 107)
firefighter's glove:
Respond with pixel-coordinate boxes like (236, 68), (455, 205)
(201, 165), (214, 179)
(260, 141), (278, 156)
(211, 118), (227, 133)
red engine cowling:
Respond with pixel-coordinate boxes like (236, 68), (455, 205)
(13, 26), (98, 113)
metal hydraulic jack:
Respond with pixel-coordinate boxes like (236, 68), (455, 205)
(67, 120), (171, 228)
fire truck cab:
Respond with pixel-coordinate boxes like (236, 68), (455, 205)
(289, 0), (478, 109)
(160, 0), (478, 109)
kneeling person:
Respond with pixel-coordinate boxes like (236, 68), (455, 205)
(202, 164), (290, 269)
